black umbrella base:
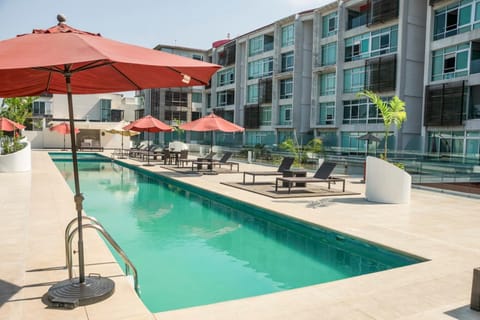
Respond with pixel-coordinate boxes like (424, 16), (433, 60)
(47, 276), (115, 309)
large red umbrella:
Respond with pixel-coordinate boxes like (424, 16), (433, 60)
(50, 122), (80, 150)
(123, 115), (173, 166)
(180, 113), (244, 152)
(0, 15), (220, 307)
(0, 117), (26, 131)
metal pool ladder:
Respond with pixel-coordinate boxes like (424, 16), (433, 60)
(65, 216), (140, 294)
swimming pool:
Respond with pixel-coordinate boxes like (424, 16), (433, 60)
(51, 154), (423, 312)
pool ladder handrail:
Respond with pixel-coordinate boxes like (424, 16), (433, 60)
(65, 216), (139, 294)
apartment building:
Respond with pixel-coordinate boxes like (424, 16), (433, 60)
(141, 0), (479, 160)
(424, 0), (480, 159)
(138, 45), (210, 144)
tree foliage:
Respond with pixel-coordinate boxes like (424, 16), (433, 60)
(0, 97), (36, 125)
(357, 90), (407, 159)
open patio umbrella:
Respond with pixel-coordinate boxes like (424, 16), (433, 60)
(0, 15), (220, 307)
(358, 133), (380, 182)
(106, 121), (140, 159)
(179, 113), (244, 153)
(0, 117), (26, 131)
(358, 133), (380, 156)
(123, 115), (173, 166)
(50, 122), (80, 150)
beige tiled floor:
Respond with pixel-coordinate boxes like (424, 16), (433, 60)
(1, 150), (480, 319)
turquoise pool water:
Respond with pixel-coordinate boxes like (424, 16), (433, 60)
(51, 155), (423, 312)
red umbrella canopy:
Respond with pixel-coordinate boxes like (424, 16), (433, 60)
(179, 113), (244, 132)
(0, 19), (221, 97)
(123, 115), (173, 133)
(50, 122), (80, 135)
(0, 117), (26, 131)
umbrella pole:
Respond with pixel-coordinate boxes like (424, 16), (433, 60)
(47, 72), (114, 308)
(64, 75), (86, 284)
(63, 134), (66, 151)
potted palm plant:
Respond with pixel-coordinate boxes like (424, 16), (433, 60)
(357, 90), (410, 204)
(357, 90), (407, 160)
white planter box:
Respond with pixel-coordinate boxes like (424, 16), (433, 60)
(365, 156), (411, 204)
(0, 141), (31, 172)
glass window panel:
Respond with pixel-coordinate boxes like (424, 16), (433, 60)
(380, 34), (389, 48)
(372, 37), (380, 51)
(476, 2), (480, 20)
(459, 5), (472, 25)
(456, 50), (469, 69)
(432, 56), (443, 76)
(434, 13), (446, 37)
(361, 39), (369, 52)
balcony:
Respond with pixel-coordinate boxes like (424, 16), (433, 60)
(365, 55), (397, 92)
(424, 80), (466, 126)
(367, 0), (399, 26)
(244, 105), (260, 129)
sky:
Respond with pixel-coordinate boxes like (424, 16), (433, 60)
(0, 0), (332, 49)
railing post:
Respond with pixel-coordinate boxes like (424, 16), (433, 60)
(471, 267), (480, 311)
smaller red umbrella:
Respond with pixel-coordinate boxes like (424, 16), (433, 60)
(50, 122), (80, 150)
(123, 115), (173, 166)
(180, 113), (244, 132)
(123, 115), (173, 133)
(0, 117), (26, 131)
(180, 113), (244, 153)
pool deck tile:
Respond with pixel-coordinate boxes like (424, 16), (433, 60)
(1, 150), (480, 319)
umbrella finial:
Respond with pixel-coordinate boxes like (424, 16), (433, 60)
(57, 14), (67, 25)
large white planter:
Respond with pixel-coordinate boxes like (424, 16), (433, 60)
(0, 141), (31, 172)
(365, 156), (411, 204)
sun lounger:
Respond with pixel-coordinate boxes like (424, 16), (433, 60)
(210, 152), (240, 172)
(274, 161), (345, 193)
(191, 152), (218, 171)
(242, 157), (294, 184)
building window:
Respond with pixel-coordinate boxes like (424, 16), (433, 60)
(345, 25), (398, 62)
(475, 0), (480, 29)
(279, 104), (292, 125)
(260, 106), (272, 125)
(370, 26), (398, 57)
(165, 90), (188, 107)
(281, 51), (294, 72)
(319, 72), (336, 96)
(281, 24), (295, 47)
(344, 67), (366, 93)
(192, 92), (202, 103)
(100, 99), (111, 122)
(322, 12), (338, 38)
(345, 34), (369, 62)
(247, 84), (259, 104)
(249, 35), (274, 56)
(249, 36), (263, 56)
(165, 111), (187, 121)
(432, 43), (470, 81)
(32, 101), (46, 116)
(192, 54), (204, 61)
(111, 109), (124, 122)
(434, 1), (474, 40)
(343, 98), (385, 124)
(321, 42), (337, 66)
(279, 78), (293, 99)
(217, 90), (235, 106)
(317, 102), (335, 125)
(217, 67), (235, 87)
(248, 57), (273, 79)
